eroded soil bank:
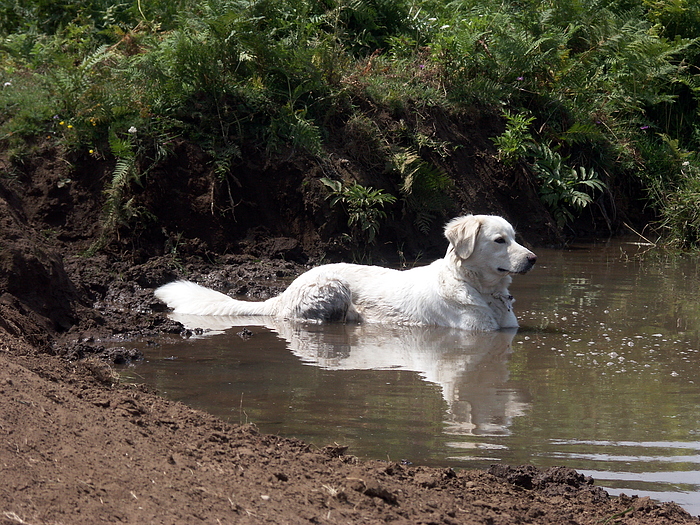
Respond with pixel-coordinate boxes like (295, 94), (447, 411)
(0, 123), (695, 523)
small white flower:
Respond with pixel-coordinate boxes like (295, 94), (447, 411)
(128, 126), (137, 134)
(3, 82), (11, 87)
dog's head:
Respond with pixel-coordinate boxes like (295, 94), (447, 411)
(444, 215), (537, 282)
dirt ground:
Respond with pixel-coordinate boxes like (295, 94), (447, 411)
(0, 118), (695, 523)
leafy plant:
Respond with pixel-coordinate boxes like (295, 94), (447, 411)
(646, 136), (700, 248)
(658, 167), (700, 249)
(321, 177), (396, 260)
(491, 110), (536, 166)
(267, 104), (323, 157)
(530, 143), (606, 227)
(491, 110), (607, 228)
(392, 148), (452, 234)
(90, 127), (141, 253)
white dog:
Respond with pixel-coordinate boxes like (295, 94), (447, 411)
(154, 215), (537, 331)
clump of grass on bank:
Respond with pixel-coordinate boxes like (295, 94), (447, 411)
(1, 0), (699, 247)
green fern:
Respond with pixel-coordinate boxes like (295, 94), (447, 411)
(107, 130), (136, 161)
(559, 121), (606, 146)
(392, 149), (453, 234)
(531, 143), (606, 227)
(491, 110), (536, 166)
(321, 177), (396, 261)
(91, 129), (140, 251)
(267, 104), (323, 156)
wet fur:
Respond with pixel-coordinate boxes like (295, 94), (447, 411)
(154, 215), (537, 331)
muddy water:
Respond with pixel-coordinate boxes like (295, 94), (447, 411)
(121, 241), (700, 514)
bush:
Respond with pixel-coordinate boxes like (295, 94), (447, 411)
(321, 177), (396, 261)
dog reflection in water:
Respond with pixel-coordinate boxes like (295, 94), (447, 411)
(170, 314), (529, 435)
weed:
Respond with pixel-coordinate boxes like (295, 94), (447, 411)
(321, 177), (396, 261)
(491, 110), (536, 166)
(530, 143), (606, 227)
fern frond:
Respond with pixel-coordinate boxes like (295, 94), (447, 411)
(391, 147), (452, 233)
(531, 143), (606, 226)
(80, 45), (113, 71)
(108, 131), (135, 159)
(560, 121), (605, 145)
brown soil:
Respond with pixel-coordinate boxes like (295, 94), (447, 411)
(1, 109), (694, 524)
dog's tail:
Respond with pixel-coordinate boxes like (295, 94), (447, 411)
(154, 280), (273, 316)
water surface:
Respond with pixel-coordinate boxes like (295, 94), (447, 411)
(121, 241), (700, 515)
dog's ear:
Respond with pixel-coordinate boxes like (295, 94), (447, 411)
(445, 215), (482, 259)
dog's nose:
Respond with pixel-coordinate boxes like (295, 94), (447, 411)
(528, 253), (537, 265)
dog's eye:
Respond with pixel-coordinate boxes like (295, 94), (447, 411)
(494, 237), (506, 244)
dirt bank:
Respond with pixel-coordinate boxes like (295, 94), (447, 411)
(0, 117), (695, 523)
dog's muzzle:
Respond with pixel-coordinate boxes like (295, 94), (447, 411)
(500, 253), (537, 274)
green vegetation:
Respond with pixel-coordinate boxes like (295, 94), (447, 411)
(392, 148), (453, 234)
(321, 177), (397, 261)
(491, 110), (536, 167)
(530, 143), (607, 228)
(1, 0), (699, 246)
(491, 110), (607, 227)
